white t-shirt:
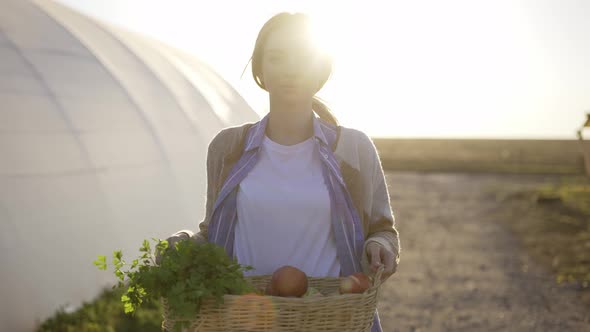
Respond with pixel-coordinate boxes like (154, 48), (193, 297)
(234, 135), (341, 277)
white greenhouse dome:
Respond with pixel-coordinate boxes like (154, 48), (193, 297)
(0, 0), (260, 330)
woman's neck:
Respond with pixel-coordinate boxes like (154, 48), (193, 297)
(265, 97), (314, 146)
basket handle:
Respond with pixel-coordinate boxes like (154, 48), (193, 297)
(372, 265), (385, 289)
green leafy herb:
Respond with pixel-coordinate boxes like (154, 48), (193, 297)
(94, 238), (255, 331)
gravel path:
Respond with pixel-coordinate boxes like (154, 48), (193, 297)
(377, 172), (590, 332)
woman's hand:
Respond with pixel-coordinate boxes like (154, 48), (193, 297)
(366, 241), (398, 282)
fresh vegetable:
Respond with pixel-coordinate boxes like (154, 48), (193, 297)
(303, 287), (323, 298)
(339, 272), (371, 294)
(269, 265), (308, 297)
(94, 238), (255, 331)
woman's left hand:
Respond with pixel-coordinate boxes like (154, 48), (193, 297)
(366, 241), (398, 282)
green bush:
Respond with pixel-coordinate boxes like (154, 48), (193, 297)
(37, 287), (162, 332)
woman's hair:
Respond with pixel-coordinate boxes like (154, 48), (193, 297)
(247, 12), (339, 126)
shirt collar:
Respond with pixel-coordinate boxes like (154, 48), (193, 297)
(244, 112), (336, 152)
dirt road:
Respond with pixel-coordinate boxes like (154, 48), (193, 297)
(378, 172), (590, 332)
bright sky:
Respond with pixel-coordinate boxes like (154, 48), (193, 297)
(56, 0), (590, 139)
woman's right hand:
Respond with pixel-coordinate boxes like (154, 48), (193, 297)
(155, 232), (191, 265)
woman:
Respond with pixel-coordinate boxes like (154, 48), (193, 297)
(162, 12), (400, 331)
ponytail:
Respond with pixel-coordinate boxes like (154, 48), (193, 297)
(312, 96), (339, 126)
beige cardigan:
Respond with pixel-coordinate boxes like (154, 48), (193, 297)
(176, 119), (401, 275)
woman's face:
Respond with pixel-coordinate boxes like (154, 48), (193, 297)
(261, 25), (326, 102)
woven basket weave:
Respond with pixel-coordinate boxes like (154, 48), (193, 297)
(161, 266), (384, 332)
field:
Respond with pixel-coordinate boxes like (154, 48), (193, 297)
(379, 171), (590, 331)
(373, 139), (590, 330)
(373, 138), (586, 175)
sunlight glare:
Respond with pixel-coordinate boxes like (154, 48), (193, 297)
(307, 15), (339, 63)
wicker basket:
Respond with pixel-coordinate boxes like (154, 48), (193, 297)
(161, 266), (384, 332)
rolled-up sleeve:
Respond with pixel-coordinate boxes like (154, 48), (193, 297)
(360, 132), (401, 263)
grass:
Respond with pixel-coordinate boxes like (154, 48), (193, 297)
(492, 175), (590, 288)
(535, 178), (590, 286)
